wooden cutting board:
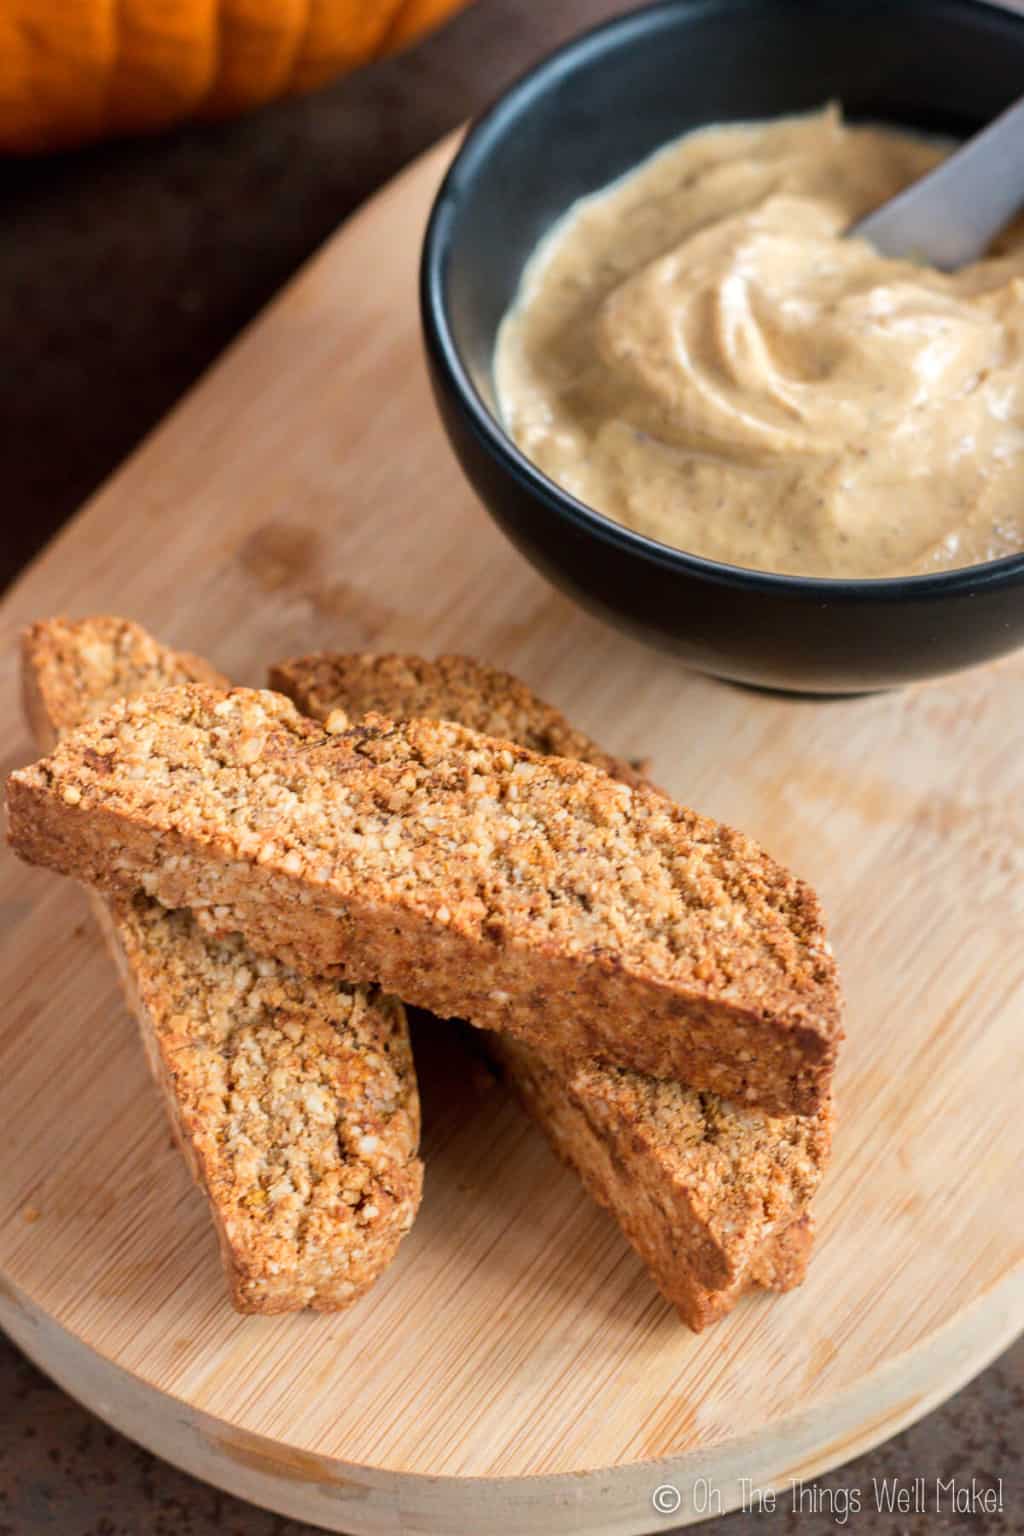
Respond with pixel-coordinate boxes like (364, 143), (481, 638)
(1, 134), (1022, 1536)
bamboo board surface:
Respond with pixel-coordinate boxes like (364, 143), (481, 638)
(1, 135), (1022, 1536)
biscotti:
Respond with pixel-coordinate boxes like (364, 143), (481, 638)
(21, 618), (423, 1314)
(7, 685), (841, 1115)
(275, 650), (832, 1326)
(269, 651), (650, 788)
(491, 1037), (826, 1327)
(99, 894), (423, 1313)
(22, 615), (228, 753)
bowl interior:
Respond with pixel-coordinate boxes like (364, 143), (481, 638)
(430, 0), (1024, 438)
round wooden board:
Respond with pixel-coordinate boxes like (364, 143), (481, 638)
(1, 135), (1022, 1536)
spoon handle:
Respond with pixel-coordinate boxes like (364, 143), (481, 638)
(852, 94), (1024, 269)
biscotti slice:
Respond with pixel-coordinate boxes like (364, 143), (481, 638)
(269, 651), (650, 788)
(98, 895), (423, 1313)
(22, 615), (228, 753)
(8, 684), (841, 1114)
(274, 650), (831, 1326)
(490, 1036), (827, 1328)
(21, 618), (423, 1314)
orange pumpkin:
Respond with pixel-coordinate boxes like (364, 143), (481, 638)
(0, 0), (472, 152)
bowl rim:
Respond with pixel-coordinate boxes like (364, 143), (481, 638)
(420, 0), (1024, 602)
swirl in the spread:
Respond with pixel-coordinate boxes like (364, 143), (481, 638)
(495, 108), (1024, 578)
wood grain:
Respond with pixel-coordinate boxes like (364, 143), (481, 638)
(1, 134), (1022, 1535)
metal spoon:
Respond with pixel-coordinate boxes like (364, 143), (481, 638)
(851, 94), (1024, 268)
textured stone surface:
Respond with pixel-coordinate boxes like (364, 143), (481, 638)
(0, 0), (1021, 1529)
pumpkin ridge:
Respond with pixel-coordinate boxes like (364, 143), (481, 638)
(204, 0), (309, 119)
(106, 0), (219, 136)
(0, 0), (472, 150)
(287, 0), (403, 96)
(383, 0), (468, 53)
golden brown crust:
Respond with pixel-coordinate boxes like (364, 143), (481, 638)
(99, 894), (423, 1313)
(21, 616), (228, 753)
(8, 686), (841, 1115)
(269, 652), (651, 788)
(20, 617), (423, 1314)
(747, 1212), (814, 1295)
(491, 1036), (824, 1329)
(275, 650), (831, 1328)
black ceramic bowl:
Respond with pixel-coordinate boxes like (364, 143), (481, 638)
(421, 0), (1024, 693)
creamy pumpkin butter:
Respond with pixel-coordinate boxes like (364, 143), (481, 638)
(495, 108), (1024, 578)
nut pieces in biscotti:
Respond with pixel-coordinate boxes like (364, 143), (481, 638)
(7, 683), (842, 1115)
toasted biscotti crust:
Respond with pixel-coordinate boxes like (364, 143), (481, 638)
(22, 615), (228, 752)
(269, 652), (651, 788)
(21, 618), (423, 1314)
(747, 1211), (814, 1296)
(490, 1036), (825, 1328)
(8, 686), (841, 1115)
(100, 895), (423, 1313)
(275, 650), (832, 1326)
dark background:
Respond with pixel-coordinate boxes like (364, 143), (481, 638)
(1, 1), (1021, 1531)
